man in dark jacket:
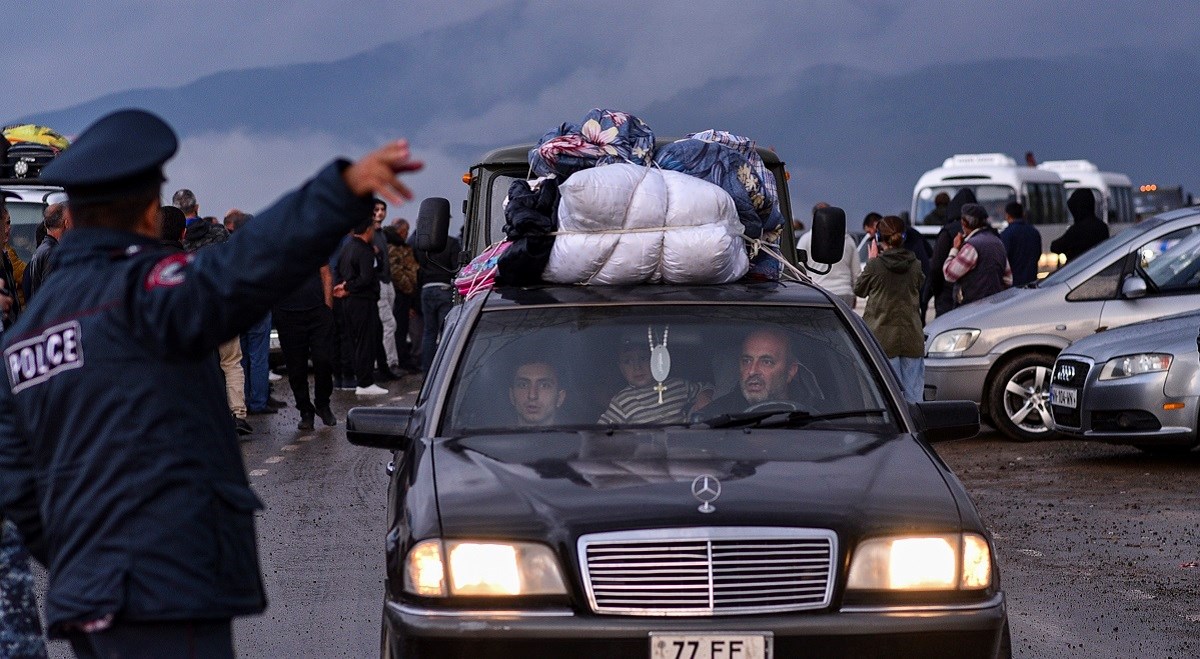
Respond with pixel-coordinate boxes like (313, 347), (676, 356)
(416, 233), (460, 373)
(1000, 201), (1042, 287)
(943, 203), (1013, 306)
(923, 188), (976, 319)
(0, 109), (421, 657)
(25, 203), (70, 299)
(922, 191), (950, 226)
(334, 218), (388, 396)
(1051, 189), (1109, 262)
(274, 264), (337, 430)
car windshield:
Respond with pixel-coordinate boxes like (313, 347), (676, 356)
(1038, 215), (1171, 288)
(442, 304), (897, 435)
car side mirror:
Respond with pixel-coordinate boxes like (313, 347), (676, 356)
(914, 401), (980, 443)
(413, 197), (451, 252)
(347, 406), (415, 450)
(1121, 275), (1148, 299)
(808, 206), (847, 265)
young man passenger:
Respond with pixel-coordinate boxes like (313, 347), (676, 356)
(509, 360), (566, 426)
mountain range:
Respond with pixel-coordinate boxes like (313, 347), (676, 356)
(17, 8), (1199, 223)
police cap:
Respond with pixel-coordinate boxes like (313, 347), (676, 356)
(41, 109), (178, 204)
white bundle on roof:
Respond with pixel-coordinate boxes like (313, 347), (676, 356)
(544, 163), (749, 285)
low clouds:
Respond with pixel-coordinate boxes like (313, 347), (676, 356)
(166, 130), (469, 232)
(11, 1), (1200, 120)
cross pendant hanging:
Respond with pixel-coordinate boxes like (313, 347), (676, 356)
(654, 381), (666, 404)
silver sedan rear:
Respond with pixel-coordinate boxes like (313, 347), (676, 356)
(1050, 311), (1200, 454)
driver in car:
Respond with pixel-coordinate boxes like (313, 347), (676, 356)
(707, 327), (800, 414)
(509, 359), (567, 426)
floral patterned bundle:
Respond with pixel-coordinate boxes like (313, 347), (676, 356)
(529, 108), (655, 178)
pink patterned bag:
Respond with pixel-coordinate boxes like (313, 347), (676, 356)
(454, 241), (511, 299)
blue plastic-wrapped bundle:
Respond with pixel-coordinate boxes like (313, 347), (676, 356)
(529, 109), (655, 178)
(652, 138), (781, 239)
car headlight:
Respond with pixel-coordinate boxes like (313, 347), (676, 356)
(403, 539), (568, 597)
(1098, 353), (1172, 380)
(926, 329), (981, 357)
(846, 533), (992, 591)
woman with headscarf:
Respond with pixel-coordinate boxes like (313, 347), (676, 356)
(922, 188), (976, 319)
(1050, 189), (1109, 262)
(855, 215), (926, 404)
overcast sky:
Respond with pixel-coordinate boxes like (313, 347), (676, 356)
(11, 1), (1197, 119)
(7, 1), (1200, 218)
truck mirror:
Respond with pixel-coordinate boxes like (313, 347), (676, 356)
(414, 197), (451, 253)
(809, 207), (846, 265)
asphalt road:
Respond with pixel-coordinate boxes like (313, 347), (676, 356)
(40, 379), (1200, 658)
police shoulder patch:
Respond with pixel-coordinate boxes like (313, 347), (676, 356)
(144, 252), (192, 290)
(5, 320), (85, 393)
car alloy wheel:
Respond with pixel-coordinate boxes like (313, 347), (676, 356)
(988, 353), (1060, 442)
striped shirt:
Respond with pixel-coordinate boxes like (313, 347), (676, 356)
(599, 378), (710, 425)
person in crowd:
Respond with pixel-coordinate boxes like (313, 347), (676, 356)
(0, 108), (421, 659)
(157, 205), (187, 251)
(176, 188), (252, 435)
(509, 359), (567, 426)
(798, 211), (859, 307)
(922, 191), (951, 226)
(25, 203), (70, 299)
(854, 215), (925, 404)
(369, 201), (401, 379)
(274, 261), (337, 430)
(328, 231), (356, 390)
(333, 217), (388, 396)
(1051, 189), (1109, 263)
(0, 196), (25, 330)
(225, 211), (285, 415)
(707, 328), (801, 414)
(599, 338), (712, 425)
(416, 231), (460, 374)
(384, 218), (422, 372)
(862, 212), (881, 239)
(901, 214), (932, 284)
(943, 203), (1013, 306)
(1000, 201), (1042, 287)
(923, 188), (976, 319)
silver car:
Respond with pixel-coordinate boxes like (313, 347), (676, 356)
(924, 207), (1200, 442)
(1049, 310), (1200, 454)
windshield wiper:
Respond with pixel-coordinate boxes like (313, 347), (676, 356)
(698, 408), (889, 429)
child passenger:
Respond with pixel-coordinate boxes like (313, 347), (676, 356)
(599, 339), (712, 425)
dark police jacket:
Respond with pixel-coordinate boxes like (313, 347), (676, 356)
(0, 162), (373, 635)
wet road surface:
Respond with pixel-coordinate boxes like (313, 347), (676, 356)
(41, 381), (1200, 657)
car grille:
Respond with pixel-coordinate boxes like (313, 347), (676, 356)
(1050, 358), (1091, 429)
(578, 528), (836, 616)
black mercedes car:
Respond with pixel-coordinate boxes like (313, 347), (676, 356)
(348, 283), (1009, 658)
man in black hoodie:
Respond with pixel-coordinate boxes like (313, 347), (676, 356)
(334, 218), (388, 396)
(922, 188), (976, 319)
(1051, 189), (1109, 263)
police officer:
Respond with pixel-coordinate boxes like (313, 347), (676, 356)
(0, 109), (421, 658)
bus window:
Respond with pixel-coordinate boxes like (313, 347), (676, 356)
(1024, 183), (1044, 224)
(915, 185), (1016, 225)
(1111, 186), (1134, 224)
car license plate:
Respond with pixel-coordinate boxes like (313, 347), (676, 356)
(1050, 385), (1077, 409)
(649, 633), (771, 659)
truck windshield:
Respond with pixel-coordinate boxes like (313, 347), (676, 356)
(441, 304), (896, 435)
(6, 200), (44, 261)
